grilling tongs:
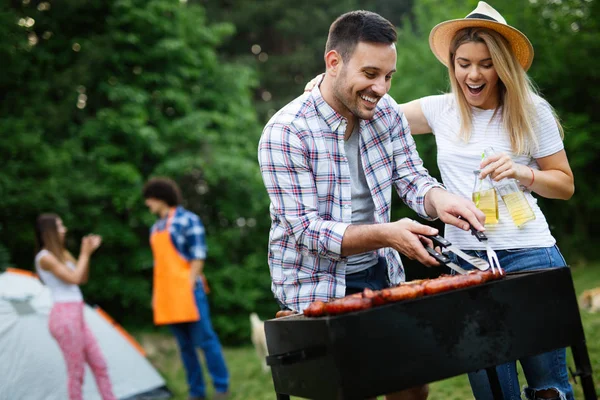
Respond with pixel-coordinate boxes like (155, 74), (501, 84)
(424, 245), (470, 275)
(424, 234), (490, 271)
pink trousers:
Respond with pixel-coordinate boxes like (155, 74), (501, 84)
(49, 301), (116, 400)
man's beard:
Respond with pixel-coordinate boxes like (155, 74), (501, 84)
(332, 69), (377, 120)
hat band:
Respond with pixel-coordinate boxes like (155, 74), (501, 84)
(466, 13), (498, 22)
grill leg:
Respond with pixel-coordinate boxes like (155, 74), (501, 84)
(571, 341), (598, 400)
(486, 367), (504, 400)
(276, 393), (290, 400)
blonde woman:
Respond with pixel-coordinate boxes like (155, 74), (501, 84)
(34, 213), (116, 400)
(400, 3), (574, 400)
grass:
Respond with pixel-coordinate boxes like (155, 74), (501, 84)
(134, 264), (600, 400)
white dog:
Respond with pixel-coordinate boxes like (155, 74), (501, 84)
(580, 287), (600, 313)
(249, 312), (269, 372)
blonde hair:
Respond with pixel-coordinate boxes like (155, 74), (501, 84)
(448, 28), (563, 155)
(35, 214), (67, 263)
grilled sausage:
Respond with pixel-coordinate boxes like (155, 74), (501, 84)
(381, 284), (424, 302)
(362, 288), (387, 305)
(302, 269), (503, 317)
(452, 274), (474, 289)
(478, 270), (499, 283)
(362, 288), (375, 298)
(275, 310), (298, 318)
(465, 271), (485, 286)
(403, 281), (426, 297)
(423, 276), (456, 295)
(303, 301), (326, 317)
(324, 297), (373, 315)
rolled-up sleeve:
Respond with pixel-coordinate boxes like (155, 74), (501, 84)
(184, 216), (207, 260)
(391, 111), (444, 220)
(259, 122), (349, 260)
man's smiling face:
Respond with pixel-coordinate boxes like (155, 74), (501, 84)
(332, 41), (397, 121)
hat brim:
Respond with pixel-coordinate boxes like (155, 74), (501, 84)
(429, 18), (534, 71)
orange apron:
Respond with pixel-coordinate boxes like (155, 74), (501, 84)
(151, 209), (200, 325)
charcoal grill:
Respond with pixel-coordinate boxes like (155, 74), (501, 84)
(265, 268), (597, 400)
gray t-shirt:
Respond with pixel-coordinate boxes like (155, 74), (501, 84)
(344, 125), (379, 274)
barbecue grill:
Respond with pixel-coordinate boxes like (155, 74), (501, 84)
(265, 268), (597, 400)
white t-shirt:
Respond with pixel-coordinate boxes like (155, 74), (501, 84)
(418, 93), (563, 250)
(35, 249), (83, 303)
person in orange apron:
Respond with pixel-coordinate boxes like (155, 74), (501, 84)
(143, 177), (230, 400)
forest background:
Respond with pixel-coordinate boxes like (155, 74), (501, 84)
(1, 0), (597, 344)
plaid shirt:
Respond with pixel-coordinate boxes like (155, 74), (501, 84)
(258, 86), (443, 312)
(150, 206), (207, 261)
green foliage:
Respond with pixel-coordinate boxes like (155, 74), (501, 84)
(1, 0), (598, 345)
(200, 0), (414, 120)
(0, 0), (271, 344)
(0, 241), (10, 271)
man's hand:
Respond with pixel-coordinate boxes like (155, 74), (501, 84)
(342, 219), (443, 267)
(387, 218), (441, 267)
(189, 259), (204, 289)
(425, 188), (485, 231)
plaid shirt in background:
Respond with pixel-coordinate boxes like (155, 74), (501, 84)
(150, 206), (207, 261)
(258, 86), (443, 312)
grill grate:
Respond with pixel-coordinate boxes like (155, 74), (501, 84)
(265, 268), (597, 400)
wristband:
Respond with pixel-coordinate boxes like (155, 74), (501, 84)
(526, 166), (535, 188)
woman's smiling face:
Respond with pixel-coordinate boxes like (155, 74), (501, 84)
(454, 41), (500, 110)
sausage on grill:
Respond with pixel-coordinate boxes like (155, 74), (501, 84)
(478, 270), (500, 283)
(301, 268), (503, 317)
(403, 281), (426, 297)
(324, 297), (373, 315)
(362, 288), (386, 306)
(423, 276), (457, 295)
(381, 284), (423, 302)
(303, 301), (326, 317)
(275, 310), (298, 318)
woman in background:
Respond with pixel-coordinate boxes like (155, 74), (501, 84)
(35, 213), (116, 400)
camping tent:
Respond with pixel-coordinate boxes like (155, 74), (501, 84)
(0, 268), (171, 400)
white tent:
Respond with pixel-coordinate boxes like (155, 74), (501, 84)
(0, 268), (171, 400)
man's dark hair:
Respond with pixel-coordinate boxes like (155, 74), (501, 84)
(142, 177), (182, 207)
(325, 10), (397, 62)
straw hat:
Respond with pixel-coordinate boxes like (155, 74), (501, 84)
(429, 1), (534, 71)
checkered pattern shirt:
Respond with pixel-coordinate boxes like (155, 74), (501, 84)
(150, 206), (207, 261)
(258, 86), (443, 312)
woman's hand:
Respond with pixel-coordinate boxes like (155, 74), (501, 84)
(480, 152), (528, 182)
(304, 73), (324, 92)
(81, 234), (102, 255)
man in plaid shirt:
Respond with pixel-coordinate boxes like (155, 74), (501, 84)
(259, 9), (484, 317)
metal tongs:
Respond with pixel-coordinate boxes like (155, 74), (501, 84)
(425, 245), (469, 275)
(424, 234), (490, 271)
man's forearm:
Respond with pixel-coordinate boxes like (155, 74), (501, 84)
(341, 224), (392, 257)
(190, 259), (204, 279)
